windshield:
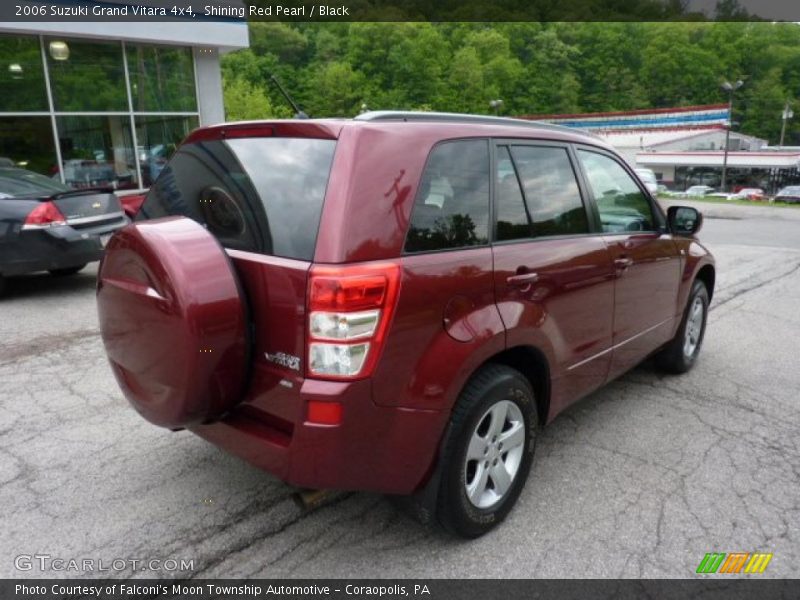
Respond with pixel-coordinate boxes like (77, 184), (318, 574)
(140, 137), (336, 261)
(0, 167), (71, 198)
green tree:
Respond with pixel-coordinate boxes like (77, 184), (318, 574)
(640, 24), (722, 107)
(223, 77), (284, 121)
(249, 22), (309, 65)
(739, 68), (787, 142)
(306, 61), (366, 117)
(564, 23), (649, 111)
(520, 27), (581, 114)
(219, 21), (800, 144)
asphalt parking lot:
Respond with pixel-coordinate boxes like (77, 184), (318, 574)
(1, 201), (799, 579)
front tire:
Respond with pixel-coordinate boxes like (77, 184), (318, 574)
(436, 364), (538, 538)
(655, 279), (709, 374)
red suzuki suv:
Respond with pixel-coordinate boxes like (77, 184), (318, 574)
(97, 112), (715, 537)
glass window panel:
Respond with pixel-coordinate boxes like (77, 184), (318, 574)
(135, 115), (198, 187)
(577, 150), (656, 233)
(495, 146), (533, 241)
(404, 140), (490, 253)
(46, 38), (127, 111)
(511, 146), (589, 237)
(56, 116), (138, 190)
(141, 137), (336, 260)
(0, 117), (58, 178)
(0, 35), (48, 111)
(127, 45), (197, 112)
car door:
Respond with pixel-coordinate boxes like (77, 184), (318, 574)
(491, 141), (616, 417)
(576, 147), (682, 381)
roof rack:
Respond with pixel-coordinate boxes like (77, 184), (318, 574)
(354, 110), (601, 138)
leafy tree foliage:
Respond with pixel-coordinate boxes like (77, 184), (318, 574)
(223, 77), (283, 121)
(223, 22), (800, 144)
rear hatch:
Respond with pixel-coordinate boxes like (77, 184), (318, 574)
(105, 126), (339, 426)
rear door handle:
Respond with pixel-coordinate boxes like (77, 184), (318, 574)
(614, 257), (634, 270)
(507, 272), (539, 287)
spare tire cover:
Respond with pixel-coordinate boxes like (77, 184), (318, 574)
(97, 216), (249, 429)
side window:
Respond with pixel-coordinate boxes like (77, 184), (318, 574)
(495, 146), (533, 241)
(577, 150), (656, 233)
(510, 145), (589, 237)
(404, 139), (490, 253)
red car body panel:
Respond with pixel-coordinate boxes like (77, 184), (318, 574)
(98, 117), (716, 495)
(603, 233), (682, 380)
(493, 236), (617, 419)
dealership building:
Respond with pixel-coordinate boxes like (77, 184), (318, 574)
(522, 104), (800, 192)
(0, 14), (248, 191)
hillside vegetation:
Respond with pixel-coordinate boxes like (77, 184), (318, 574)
(222, 22), (800, 145)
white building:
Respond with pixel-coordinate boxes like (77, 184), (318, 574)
(520, 104), (800, 192)
(599, 127), (767, 171)
(0, 7), (248, 190)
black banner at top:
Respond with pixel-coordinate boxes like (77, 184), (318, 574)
(1, 0), (800, 22)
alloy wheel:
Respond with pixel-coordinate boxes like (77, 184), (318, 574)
(464, 400), (526, 509)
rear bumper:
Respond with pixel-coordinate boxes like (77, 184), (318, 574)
(189, 376), (448, 495)
(1, 219), (126, 276)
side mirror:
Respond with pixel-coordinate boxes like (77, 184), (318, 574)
(668, 205), (703, 235)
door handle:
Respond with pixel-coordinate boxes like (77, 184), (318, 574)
(507, 272), (539, 287)
(614, 257), (634, 270)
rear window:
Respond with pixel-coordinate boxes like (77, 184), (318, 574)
(139, 137), (336, 260)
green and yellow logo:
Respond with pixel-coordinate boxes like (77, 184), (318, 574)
(696, 552), (773, 574)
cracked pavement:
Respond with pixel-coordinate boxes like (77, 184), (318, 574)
(1, 205), (798, 579)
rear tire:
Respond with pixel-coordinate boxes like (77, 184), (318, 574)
(436, 364), (538, 538)
(655, 279), (709, 374)
(49, 264), (87, 277)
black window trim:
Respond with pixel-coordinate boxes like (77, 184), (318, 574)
(490, 137), (598, 245)
(572, 143), (668, 236)
(402, 136), (493, 256)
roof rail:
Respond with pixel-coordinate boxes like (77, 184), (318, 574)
(354, 110), (601, 138)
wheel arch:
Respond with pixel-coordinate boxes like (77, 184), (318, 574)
(695, 263), (716, 302)
(480, 345), (551, 426)
(405, 343), (551, 514)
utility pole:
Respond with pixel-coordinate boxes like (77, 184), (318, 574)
(780, 101), (793, 147)
(720, 79), (743, 193)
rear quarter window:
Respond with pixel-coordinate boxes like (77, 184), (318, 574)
(404, 139), (490, 253)
(139, 137), (336, 261)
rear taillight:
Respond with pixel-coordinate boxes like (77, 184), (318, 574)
(22, 201), (66, 230)
(307, 262), (400, 380)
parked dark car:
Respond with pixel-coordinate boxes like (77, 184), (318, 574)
(0, 167), (127, 295)
(775, 185), (800, 204)
(96, 113), (715, 537)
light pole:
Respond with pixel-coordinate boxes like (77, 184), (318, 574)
(720, 79), (743, 193)
(489, 99), (504, 116)
(780, 101), (793, 147)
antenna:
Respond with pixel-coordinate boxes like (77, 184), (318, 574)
(268, 73), (309, 119)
